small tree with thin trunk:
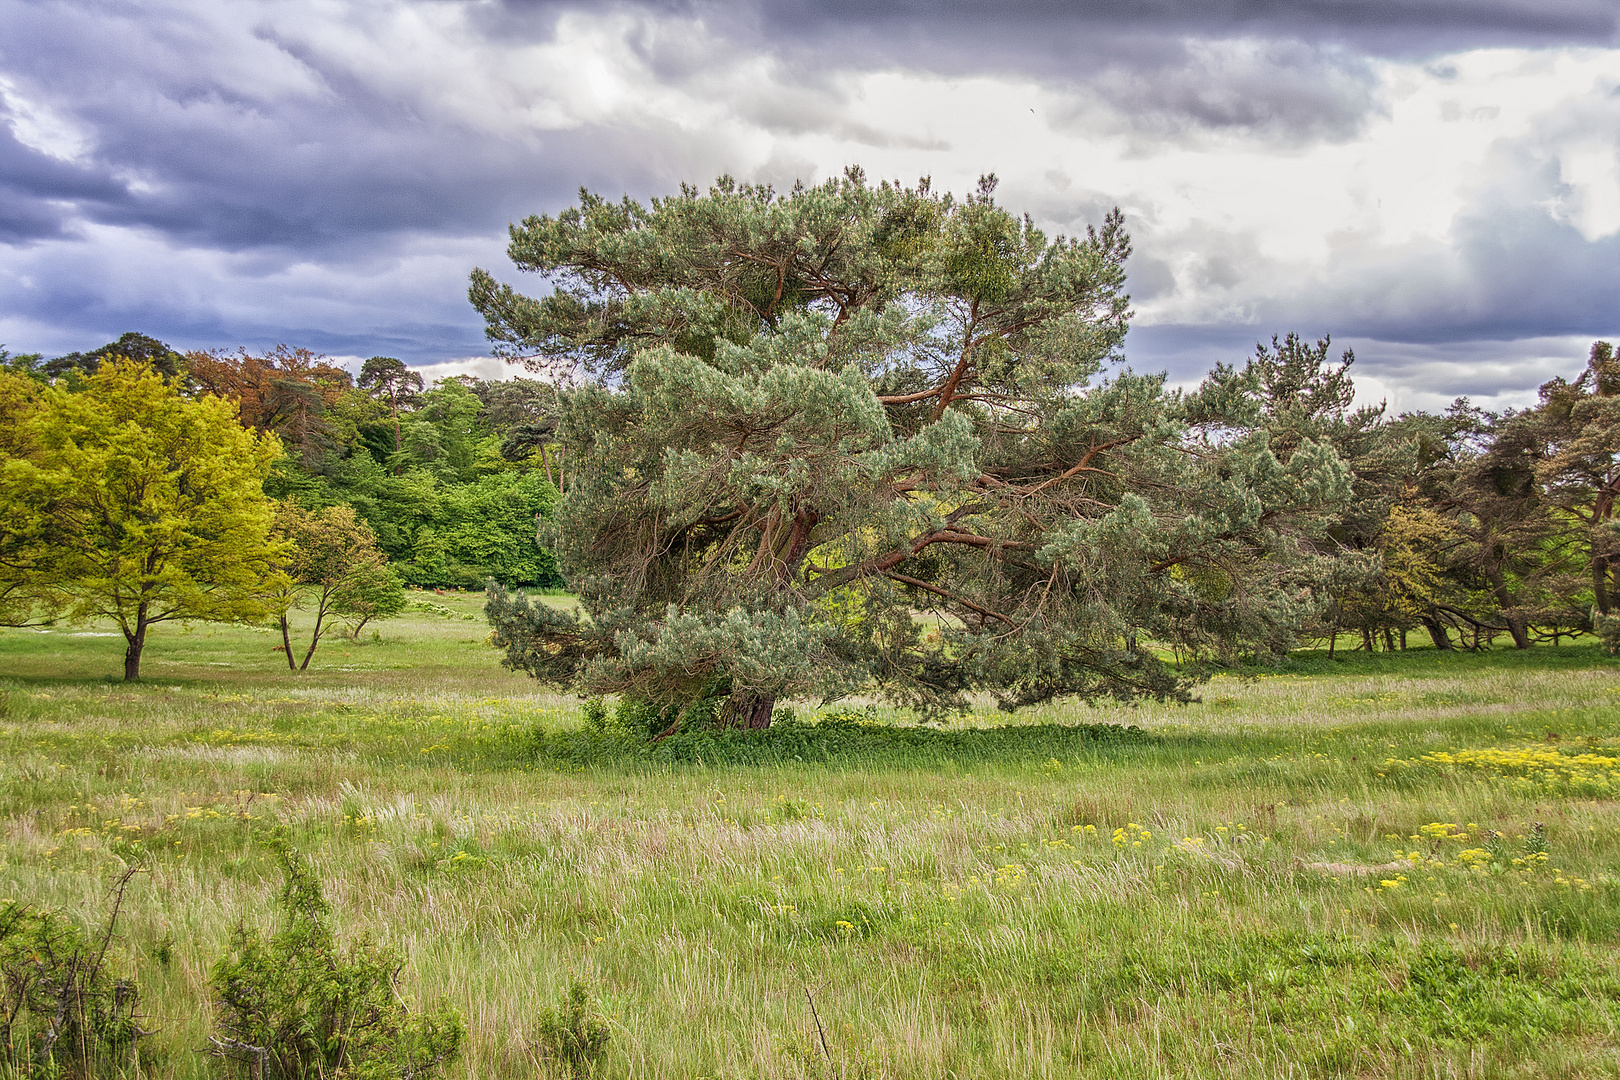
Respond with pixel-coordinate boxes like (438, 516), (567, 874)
(272, 503), (394, 670)
(338, 561), (407, 640)
(3, 359), (282, 678)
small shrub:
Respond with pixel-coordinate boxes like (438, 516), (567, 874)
(1594, 611), (1620, 655)
(534, 980), (610, 1079)
(0, 866), (149, 1078)
(208, 829), (464, 1080)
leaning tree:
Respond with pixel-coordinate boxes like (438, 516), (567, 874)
(474, 170), (1351, 732)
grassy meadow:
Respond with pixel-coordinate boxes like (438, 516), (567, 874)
(3, 594), (1620, 1078)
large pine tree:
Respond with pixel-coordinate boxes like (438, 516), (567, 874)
(475, 170), (1352, 731)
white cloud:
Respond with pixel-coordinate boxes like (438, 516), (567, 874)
(0, 74), (93, 162)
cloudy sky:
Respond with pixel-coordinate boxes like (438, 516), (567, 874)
(2, 0), (1618, 411)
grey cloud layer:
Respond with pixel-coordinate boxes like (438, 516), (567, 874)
(0, 0), (1616, 396)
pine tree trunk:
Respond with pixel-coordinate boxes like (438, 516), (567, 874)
(1421, 614), (1452, 651)
(1595, 490), (1616, 615)
(122, 607), (148, 681)
(1504, 615), (1531, 651)
(721, 693), (776, 730)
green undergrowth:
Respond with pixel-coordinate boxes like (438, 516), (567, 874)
(525, 708), (1157, 770)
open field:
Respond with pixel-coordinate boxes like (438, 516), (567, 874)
(3, 595), (1620, 1078)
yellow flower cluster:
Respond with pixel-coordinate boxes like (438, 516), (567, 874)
(1385, 747), (1620, 796)
(992, 864), (1025, 888)
(1112, 823), (1152, 850)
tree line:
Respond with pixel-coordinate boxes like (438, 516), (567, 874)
(0, 336), (567, 678)
(3, 333), (566, 591)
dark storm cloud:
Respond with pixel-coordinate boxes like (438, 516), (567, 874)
(734, 0), (1618, 50)
(0, 0), (1616, 392)
(488, 0), (1616, 141)
(5, 0), (1608, 258)
(489, 0), (1618, 48)
(1, 43), (537, 249)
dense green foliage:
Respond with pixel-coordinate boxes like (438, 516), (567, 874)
(7, 339), (565, 594)
(0, 360), (283, 678)
(476, 171), (1357, 728)
(206, 356), (566, 591)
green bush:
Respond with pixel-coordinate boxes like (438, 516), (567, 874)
(534, 980), (610, 1079)
(208, 829), (464, 1080)
(0, 867), (149, 1078)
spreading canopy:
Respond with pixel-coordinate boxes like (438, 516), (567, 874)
(2, 359), (283, 678)
(476, 170), (1351, 728)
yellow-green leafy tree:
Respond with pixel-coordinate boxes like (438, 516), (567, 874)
(0, 368), (60, 626)
(9, 359), (284, 679)
(270, 502), (399, 670)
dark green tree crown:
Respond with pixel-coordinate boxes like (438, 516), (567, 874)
(475, 169), (1351, 727)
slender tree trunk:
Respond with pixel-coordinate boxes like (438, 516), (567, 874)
(1503, 615), (1531, 650)
(1479, 562), (1530, 649)
(279, 614), (297, 671)
(1383, 627), (1396, 652)
(1327, 630), (1336, 659)
(299, 598), (328, 672)
(1399, 628), (1407, 650)
(1595, 553), (1611, 616)
(1360, 627), (1373, 652)
(122, 606), (149, 681)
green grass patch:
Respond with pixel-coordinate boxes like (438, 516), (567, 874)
(2, 604), (1620, 1077)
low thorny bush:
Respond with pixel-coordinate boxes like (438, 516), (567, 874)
(0, 865), (150, 1078)
(0, 835), (507, 1080)
(209, 827), (465, 1080)
(532, 979), (610, 1079)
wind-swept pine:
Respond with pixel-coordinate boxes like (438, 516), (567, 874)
(475, 170), (1351, 730)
